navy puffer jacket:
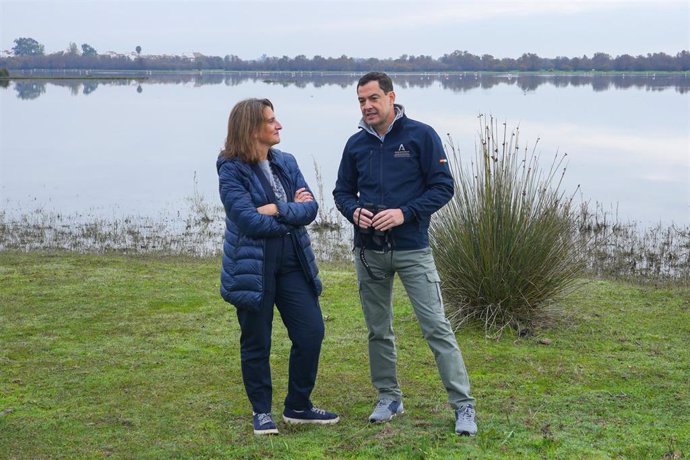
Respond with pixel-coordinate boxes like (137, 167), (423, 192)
(217, 149), (322, 310)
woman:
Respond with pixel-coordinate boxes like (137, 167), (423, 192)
(216, 98), (339, 435)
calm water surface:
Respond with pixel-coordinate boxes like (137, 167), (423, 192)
(1, 73), (688, 226)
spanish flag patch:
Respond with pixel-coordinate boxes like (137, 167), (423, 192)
(439, 158), (448, 164)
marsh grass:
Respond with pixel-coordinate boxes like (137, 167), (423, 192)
(431, 116), (585, 334)
(0, 166), (686, 282)
(577, 202), (690, 284)
(311, 158), (345, 232)
(0, 206), (224, 256)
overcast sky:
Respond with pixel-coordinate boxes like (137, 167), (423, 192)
(1, 0), (688, 60)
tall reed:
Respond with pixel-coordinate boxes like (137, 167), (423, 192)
(431, 115), (585, 334)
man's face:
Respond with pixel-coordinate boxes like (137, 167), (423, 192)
(357, 81), (396, 134)
(256, 106), (282, 149)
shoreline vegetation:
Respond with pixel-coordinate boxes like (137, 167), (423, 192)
(1, 189), (688, 285)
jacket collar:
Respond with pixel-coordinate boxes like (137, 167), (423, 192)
(216, 148), (285, 172)
(267, 148), (283, 165)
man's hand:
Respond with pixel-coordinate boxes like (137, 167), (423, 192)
(354, 207), (404, 231)
(371, 209), (404, 231)
(353, 207), (374, 228)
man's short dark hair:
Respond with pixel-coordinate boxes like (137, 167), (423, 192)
(357, 72), (394, 93)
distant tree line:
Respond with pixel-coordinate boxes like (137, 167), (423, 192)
(3, 37), (689, 72)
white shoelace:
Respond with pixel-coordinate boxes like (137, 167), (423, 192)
(458, 405), (475, 421)
(257, 413), (273, 426)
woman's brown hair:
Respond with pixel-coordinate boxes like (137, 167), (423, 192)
(220, 98), (273, 163)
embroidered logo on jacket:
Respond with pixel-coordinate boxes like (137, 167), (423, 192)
(394, 144), (412, 158)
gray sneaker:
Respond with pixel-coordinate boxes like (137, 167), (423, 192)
(368, 399), (404, 423)
(455, 404), (477, 436)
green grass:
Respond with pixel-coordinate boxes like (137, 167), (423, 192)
(1, 251), (688, 459)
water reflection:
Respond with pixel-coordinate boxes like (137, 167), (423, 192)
(14, 81), (47, 100)
(2, 72), (687, 230)
(4, 72), (689, 99)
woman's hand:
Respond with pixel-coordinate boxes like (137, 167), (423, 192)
(257, 204), (278, 215)
(256, 188), (313, 216)
(294, 187), (314, 203)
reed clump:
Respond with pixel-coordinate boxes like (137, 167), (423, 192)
(431, 115), (585, 335)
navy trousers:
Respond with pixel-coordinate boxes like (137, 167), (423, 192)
(236, 234), (324, 414)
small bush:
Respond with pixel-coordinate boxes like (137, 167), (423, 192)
(431, 115), (585, 334)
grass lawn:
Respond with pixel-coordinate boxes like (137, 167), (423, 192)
(1, 251), (688, 458)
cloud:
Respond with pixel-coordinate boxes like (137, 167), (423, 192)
(262, 0), (685, 44)
(2, 0), (686, 58)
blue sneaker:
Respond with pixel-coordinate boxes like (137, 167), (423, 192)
(253, 412), (279, 435)
(455, 404), (477, 436)
(283, 406), (340, 424)
(369, 399), (404, 423)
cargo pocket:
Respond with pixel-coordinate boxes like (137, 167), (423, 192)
(426, 271), (444, 308)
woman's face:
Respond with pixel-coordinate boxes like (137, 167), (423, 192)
(255, 106), (282, 152)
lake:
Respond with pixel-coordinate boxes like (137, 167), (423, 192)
(1, 72), (688, 240)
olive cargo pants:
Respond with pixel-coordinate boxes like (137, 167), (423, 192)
(355, 247), (475, 409)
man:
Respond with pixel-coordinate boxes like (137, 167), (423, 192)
(333, 72), (477, 436)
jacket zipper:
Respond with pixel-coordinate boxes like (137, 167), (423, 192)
(379, 141), (385, 206)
